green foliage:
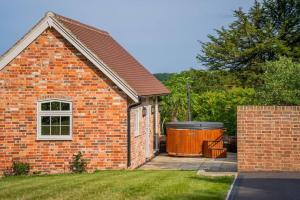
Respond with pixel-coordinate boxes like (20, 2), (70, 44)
(160, 59), (300, 135)
(193, 88), (255, 135)
(256, 57), (300, 105)
(161, 70), (255, 135)
(187, 69), (241, 93)
(198, 0), (300, 86)
(70, 152), (87, 173)
(263, 0), (300, 59)
(12, 162), (30, 176)
(154, 73), (175, 82)
(160, 0), (300, 136)
(160, 73), (193, 122)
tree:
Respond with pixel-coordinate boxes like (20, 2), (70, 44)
(154, 73), (175, 82)
(160, 69), (255, 135)
(263, 0), (300, 59)
(197, 0), (300, 85)
(187, 69), (241, 93)
(256, 57), (300, 105)
(160, 73), (197, 122)
(193, 88), (255, 135)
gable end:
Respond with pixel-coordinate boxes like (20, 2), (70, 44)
(0, 12), (139, 102)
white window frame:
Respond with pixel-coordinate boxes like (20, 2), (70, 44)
(134, 108), (139, 137)
(37, 99), (73, 140)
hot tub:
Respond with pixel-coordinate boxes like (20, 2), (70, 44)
(166, 122), (224, 157)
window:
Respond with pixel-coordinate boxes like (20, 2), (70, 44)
(37, 100), (72, 140)
(134, 109), (139, 136)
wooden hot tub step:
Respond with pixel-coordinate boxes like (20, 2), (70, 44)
(204, 140), (224, 149)
(204, 148), (227, 159)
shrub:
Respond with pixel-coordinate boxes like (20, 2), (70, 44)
(193, 87), (255, 135)
(12, 162), (30, 175)
(256, 57), (300, 105)
(160, 70), (255, 135)
(70, 151), (87, 173)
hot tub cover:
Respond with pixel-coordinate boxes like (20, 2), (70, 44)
(166, 121), (224, 130)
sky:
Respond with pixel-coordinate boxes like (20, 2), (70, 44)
(0, 0), (254, 73)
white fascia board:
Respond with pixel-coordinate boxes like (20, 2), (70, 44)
(0, 15), (139, 103)
(0, 17), (49, 70)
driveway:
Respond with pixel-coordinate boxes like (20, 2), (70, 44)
(229, 172), (300, 200)
(140, 152), (237, 175)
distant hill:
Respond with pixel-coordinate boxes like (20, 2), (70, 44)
(154, 73), (175, 82)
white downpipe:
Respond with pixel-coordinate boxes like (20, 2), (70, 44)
(155, 97), (159, 152)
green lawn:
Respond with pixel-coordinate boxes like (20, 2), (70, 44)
(0, 170), (233, 200)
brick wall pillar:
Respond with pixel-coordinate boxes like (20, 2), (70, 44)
(237, 106), (300, 172)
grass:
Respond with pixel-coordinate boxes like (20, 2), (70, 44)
(0, 170), (233, 200)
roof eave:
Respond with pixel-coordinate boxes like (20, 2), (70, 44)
(139, 92), (171, 98)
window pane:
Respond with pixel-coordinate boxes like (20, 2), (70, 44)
(41, 116), (50, 125)
(61, 102), (70, 111)
(61, 116), (70, 125)
(61, 126), (70, 135)
(51, 101), (60, 110)
(51, 116), (60, 125)
(51, 126), (60, 135)
(41, 102), (50, 111)
(41, 126), (50, 135)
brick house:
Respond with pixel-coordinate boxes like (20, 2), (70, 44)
(0, 12), (169, 174)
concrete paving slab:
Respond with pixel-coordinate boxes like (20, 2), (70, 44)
(140, 152), (237, 175)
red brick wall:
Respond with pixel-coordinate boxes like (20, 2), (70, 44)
(130, 99), (158, 169)
(237, 106), (300, 172)
(0, 28), (132, 174)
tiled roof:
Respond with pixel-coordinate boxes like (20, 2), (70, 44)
(54, 13), (170, 96)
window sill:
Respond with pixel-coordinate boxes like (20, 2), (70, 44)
(37, 136), (72, 141)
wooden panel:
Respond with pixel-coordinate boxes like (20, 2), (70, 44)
(211, 148), (227, 158)
(166, 128), (223, 156)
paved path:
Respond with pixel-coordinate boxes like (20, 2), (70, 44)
(140, 153), (237, 175)
(229, 172), (300, 200)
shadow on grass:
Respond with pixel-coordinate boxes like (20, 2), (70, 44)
(154, 190), (224, 200)
(188, 175), (234, 184)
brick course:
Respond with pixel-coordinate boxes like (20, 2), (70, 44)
(0, 28), (157, 175)
(237, 106), (300, 172)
